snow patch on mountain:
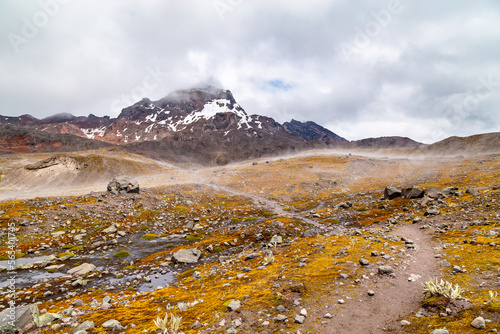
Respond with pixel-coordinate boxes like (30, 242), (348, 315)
(82, 126), (107, 139)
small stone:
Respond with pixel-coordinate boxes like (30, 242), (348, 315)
(338, 299), (345, 304)
(324, 313), (333, 319)
(471, 316), (486, 329)
(72, 320), (94, 334)
(300, 309), (307, 317)
(452, 265), (462, 273)
(429, 329), (449, 334)
(367, 290), (375, 296)
(339, 273), (348, 279)
(294, 315), (305, 324)
(276, 305), (285, 312)
(400, 320), (410, 326)
(227, 300), (241, 312)
(439, 260), (451, 267)
(274, 315), (287, 322)
(102, 319), (125, 330)
(359, 258), (370, 266)
(378, 266), (394, 275)
(71, 299), (84, 307)
(191, 320), (202, 328)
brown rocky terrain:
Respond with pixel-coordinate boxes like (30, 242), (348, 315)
(0, 148), (499, 334)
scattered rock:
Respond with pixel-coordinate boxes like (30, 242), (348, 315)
(378, 266), (394, 275)
(107, 178), (139, 195)
(359, 258), (370, 266)
(245, 253), (259, 261)
(103, 225), (117, 233)
(425, 208), (441, 216)
(274, 315), (287, 322)
(425, 186), (446, 199)
(466, 188), (480, 196)
(71, 299), (83, 307)
(301, 229), (319, 238)
(294, 315), (305, 324)
(367, 290), (375, 296)
(72, 320), (94, 334)
(172, 248), (201, 264)
(324, 313), (333, 319)
(67, 263), (96, 276)
(38, 313), (61, 327)
(439, 260), (451, 267)
(384, 186), (401, 200)
(102, 319), (125, 330)
(227, 300), (241, 312)
(400, 320), (410, 326)
(429, 329), (449, 334)
(471, 316), (486, 329)
(0, 304), (39, 334)
(401, 187), (424, 199)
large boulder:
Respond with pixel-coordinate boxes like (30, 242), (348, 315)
(384, 186), (401, 200)
(172, 248), (202, 264)
(425, 186), (446, 199)
(107, 178), (139, 195)
(67, 263), (96, 276)
(401, 187), (424, 199)
(0, 304), (39, 334)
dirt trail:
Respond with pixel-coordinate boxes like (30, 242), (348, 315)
(309, 223), (439, 333)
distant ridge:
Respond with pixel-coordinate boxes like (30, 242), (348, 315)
(416, 132), (500, 156)
(2, 86), (497, 164)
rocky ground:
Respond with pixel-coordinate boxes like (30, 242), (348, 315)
(0, 151), (499, 333)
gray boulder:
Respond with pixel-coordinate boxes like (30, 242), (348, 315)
(384, 186), (401, 200)
(107, 178), (139, 195)
(470, 316), (485, 329)
(0, 304), (39, 334)
(72, 320), (94, 334)
(172, 248), (201, 264)
(38, 313), (61, 327)
(424, 208), (441, 216)
(301, 229), (320, 238)
(227, 300), (241, 311)
(401, 187), (424, 199)
(67, 263), (96, 276)
(425, 186), (445, 199)
(466, 188), (480, 196)
(102, 319), (125, 330)
(378, 266), (395, 275)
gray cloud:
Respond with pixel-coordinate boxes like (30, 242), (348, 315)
(0, 0), (499, 143)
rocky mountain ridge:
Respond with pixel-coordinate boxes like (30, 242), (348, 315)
(0, 85), (439, 164)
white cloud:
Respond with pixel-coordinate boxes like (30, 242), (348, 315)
(0, 0), (499, 142)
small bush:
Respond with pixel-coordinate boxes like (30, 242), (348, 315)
(114, 250), (130, 258)
(186, 234), (204, 241)
(142, 234), (158, 240)
(56, 252), (75, 259)
(422, 278), (464, 299)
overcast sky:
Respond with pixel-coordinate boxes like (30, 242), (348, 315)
(0, 0), (499, 143)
